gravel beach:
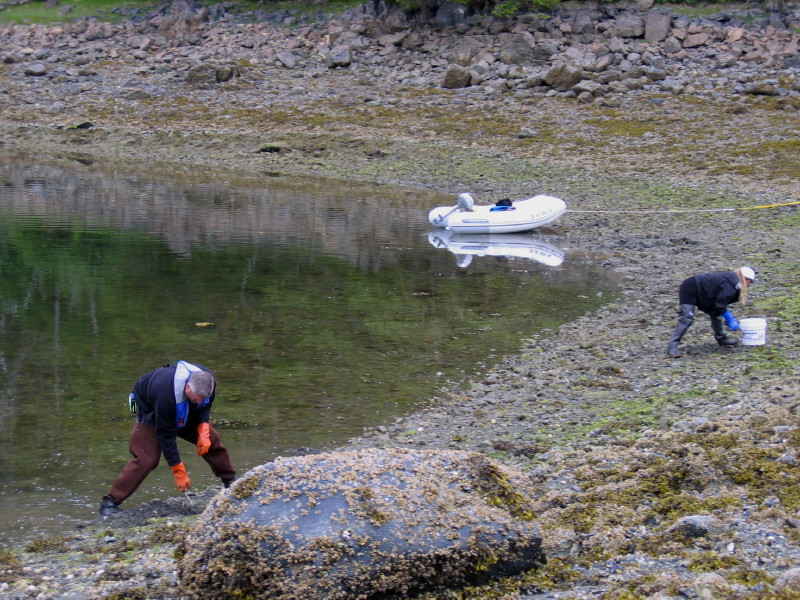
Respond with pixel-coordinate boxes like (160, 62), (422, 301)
(1, 2), (799, 598)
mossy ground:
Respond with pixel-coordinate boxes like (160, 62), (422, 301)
(1, 4), (799, 598)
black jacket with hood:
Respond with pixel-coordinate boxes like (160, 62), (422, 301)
(680, 271), (741, 317)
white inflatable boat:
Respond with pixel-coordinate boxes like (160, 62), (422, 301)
(428, 193), (566, 234)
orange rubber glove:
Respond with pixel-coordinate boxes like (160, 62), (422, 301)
(170, 462), (190, 492)
(196, 423), (211, 456)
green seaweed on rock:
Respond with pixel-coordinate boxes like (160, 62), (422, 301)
(467, 456), (534, 521)
(24, 535), (71, 553)
(230, 475), (261, 499)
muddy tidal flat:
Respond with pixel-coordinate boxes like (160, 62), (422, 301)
(1, 2), (800, 598)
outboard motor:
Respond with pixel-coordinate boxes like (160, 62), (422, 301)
(429, 192), (475, 228)
(457, 193), (474, 212)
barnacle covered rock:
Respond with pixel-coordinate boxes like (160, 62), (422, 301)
(178, 447), (544, 599)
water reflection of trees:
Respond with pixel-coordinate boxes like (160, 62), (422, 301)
(1, 160), (445, 269)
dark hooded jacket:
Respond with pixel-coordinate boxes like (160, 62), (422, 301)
(679, 271), (741, 317)
(131, 362), (214, 467)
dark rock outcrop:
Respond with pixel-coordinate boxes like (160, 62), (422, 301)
(178, 448), (544, 600)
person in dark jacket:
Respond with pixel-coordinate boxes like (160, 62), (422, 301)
(667, 266), (756, 358)
(99, 360), (236, 515)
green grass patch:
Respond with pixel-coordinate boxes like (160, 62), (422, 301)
(729, 138), (800, 180)
(569, 396), (670, 441)
(583, 116), (659, 138)
(750, 265), (800, 342)
(0, 0), (364, 24)
(0, 0), (156, 24)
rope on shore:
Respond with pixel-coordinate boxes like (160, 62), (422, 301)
(567, 199), (800, 214)
(738, 200), (800, 210)
(568, 208), (734, 213)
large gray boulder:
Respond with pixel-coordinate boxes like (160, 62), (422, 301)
(544, 61), (584, 91)
(178, 448), (545, 600)
(448, 36), (484, 67)
(442, 63), (472, 88)
(613, 12), (645, 38)
(184, 62), (244, 85)
(327, 45), (353, 68)
(644, 12), (672, 42)
(497, 32), (536, 65)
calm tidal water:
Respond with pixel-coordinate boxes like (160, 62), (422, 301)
(0, 159), (616, 546)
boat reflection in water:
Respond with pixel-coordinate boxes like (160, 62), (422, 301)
(428, 230), (565, 269)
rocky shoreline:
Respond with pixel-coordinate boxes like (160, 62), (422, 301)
(2, 1), (800, 598)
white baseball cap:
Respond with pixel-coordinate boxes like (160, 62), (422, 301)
(740, 266), (756, 282)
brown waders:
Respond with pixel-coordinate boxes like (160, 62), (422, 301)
(105, 422), (235, 506)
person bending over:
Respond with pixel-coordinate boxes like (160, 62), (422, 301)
(667, 266), (756, 358)
(99, 360), (235, 515)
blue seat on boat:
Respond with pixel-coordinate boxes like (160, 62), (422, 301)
(490, 198), (514, 211)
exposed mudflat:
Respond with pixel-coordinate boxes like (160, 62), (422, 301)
(1, 4), (800, 599)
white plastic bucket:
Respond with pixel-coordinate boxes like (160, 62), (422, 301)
(740, 317), (767, 346)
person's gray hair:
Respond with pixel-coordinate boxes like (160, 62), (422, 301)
(187, 371), (215, 398)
